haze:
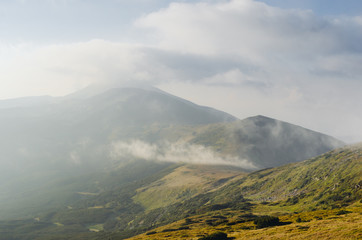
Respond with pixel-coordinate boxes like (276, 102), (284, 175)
(1, 0), (361, 143)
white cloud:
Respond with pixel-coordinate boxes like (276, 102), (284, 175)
(110, 140), (257, 169)
(135, 0), (362, 142)
(0, 0), (361, 142)
(136, 0), (357, 55)
(135, 0), (362, 83)
(0, 40), (167, 99)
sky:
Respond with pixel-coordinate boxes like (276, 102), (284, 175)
(0, 0), (361, 143)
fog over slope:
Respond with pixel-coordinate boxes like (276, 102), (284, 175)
(232, 115), (344, 168)
(0, 86), (344, 219)
(110, 140), (256, 169)
(0, 86), (343, 172)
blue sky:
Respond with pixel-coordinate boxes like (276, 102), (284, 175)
(257, 0), (362, 16)
(0, 0), (362, 142)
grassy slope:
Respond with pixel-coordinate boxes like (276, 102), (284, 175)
(133, 165), (246, 211)
(128, 144), (362, 239)
(0, 116), (342, 220)
(127, 116), (344, 169)
(129, 204), (362, 240)
(0, 144), (359, 239)
(0, 163), (246, 240)
(233, 143), (362, 212)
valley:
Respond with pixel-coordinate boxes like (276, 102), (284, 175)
(0, 87), (359, 239)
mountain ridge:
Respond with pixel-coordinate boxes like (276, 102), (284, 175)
(0, 86), (349, 240)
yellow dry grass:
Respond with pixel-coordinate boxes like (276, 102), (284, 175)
(128, 206), (362, 240)
(132, 165), (245, 210)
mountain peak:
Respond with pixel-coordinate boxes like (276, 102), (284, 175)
(81, 86), (237, 125)
(242, 115), (277, 126)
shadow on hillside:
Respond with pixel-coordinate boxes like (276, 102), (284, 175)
(278, 221), (293, 226)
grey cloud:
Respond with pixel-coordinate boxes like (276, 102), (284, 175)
(136, 0), (362, 72)
(138, 47), (265, 85)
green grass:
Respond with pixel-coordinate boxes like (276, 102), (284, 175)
(133, 165), (245, 210)
(129, 204), (362, 240)
(0, 144), (360, 240)
(88, 224), (104, 232)
(128, 143), (362, 239)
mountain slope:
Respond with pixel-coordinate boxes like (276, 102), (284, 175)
(128, 143), (362, 240)
(0, 163), (246, 240)
(220, 143), (362, 210)
(0, 143), (358, 239)
(0, 86), (347, 239)
(84, 87), (237, 125)
(0, 95), (55, 109)
(189, 115), (344, 168)
(0, 87), (237, 170)
(0, 87), (342, 174)
(129, 206), (362, 240)
(0, 87), (238, 219)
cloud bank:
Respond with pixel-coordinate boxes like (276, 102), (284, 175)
(110, 140), (257, 169)
(1, 0), (362, 142)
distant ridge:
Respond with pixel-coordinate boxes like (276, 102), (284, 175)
(190, 114), (344, 168)
(83, 87), (237, 125)
(0, 95), (54, 108)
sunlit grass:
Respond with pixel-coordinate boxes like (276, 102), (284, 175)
(88, 224), (104, 232)
(129, 205), (362, 240)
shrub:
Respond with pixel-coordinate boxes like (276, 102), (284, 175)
(161, 228), (178, 232)
(184, 218), (193, 225)
(205, 219), (228, 226)
(336, 210), (351, 215)
(253, 216), (280, 228)
(198, 231), (228, 240)
(286, 196), (299, 205)
(178, 226), (190, 230)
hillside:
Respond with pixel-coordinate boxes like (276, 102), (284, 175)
(217, 143), (362, 212)
(0, 87), (343, 172)
(0, 143), (358, 240)
(129, 206), (362, 240)
(0, 88), (343, 180)
(0, 87), (348, 239)
(128, 143), (362, 240)
(0, 163), (246, 240)
(188, 115), (344, 168)
(0, 87), (239, 220)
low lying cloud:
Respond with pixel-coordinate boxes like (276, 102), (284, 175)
(110, 140), (257, 169)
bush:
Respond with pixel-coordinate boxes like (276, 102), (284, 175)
(253, 216), (280, 228)
(205, 219), (228, 226)
(161, 228), (177, 232)
(286, 196), (299, 205)
(178, 226), (190, 230)
(184, 218), (193, 225)
(198, 231), (228, 240)
(336, 210), (351, 215)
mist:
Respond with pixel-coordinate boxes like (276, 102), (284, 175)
(1, 0), (362, 142)
(0, 1), (360, 238)
(110, 139), (257, 169)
